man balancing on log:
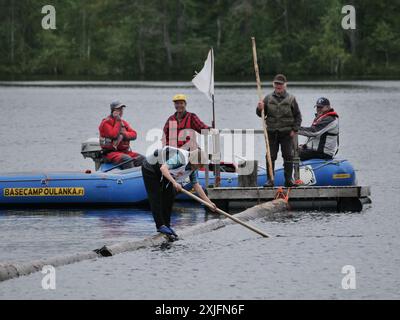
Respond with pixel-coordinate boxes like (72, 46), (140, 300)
(256, 74), (302, 187)
(141, 147), (217, 241)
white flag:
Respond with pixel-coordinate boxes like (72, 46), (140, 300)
(192, 48), (214, 102)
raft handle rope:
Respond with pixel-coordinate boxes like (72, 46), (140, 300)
(274, 187), (291, 206)
(103, 157), (136, 173)
(236, 155), (347, 176)
(310, 159), (347, 172)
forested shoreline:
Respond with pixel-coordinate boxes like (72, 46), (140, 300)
(0, 0), (399, 79)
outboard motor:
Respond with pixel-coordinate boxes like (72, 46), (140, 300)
(81, 138), (103, 171)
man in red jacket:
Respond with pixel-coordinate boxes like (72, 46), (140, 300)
(99, 101), (144, 169)
(162, 94), (211, 151)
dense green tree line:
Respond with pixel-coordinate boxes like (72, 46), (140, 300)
(0, 0), (399, 78)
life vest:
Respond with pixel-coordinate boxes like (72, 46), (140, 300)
(264, 93), (295, 132)
(305, 110), (339, 156)
(165, 112), (195, 148)
(99, 116), (133, 152)
(312, 111), (338, 126)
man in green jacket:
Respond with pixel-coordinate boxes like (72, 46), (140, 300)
(256, 74), (302, 187)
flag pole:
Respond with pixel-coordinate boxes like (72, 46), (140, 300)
(212, 94), (215, 128)
(211, 48), (216, 129)
(210, 48), (221, 187)
(191, 48), (219, 186)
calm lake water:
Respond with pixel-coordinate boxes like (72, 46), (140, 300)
(0, 81), (399, 299)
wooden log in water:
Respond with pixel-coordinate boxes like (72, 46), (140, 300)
(0, 199), (287, 282)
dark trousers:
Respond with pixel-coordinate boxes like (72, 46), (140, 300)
(299, 148), (333, 161)
(141, 166), (176, 230)
(266, 131), (294, 182)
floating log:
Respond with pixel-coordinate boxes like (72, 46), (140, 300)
(0, 199), (287, 282)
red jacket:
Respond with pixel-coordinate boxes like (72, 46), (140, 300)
(99, 116), (137, 152)
(162, 112), (210, 148)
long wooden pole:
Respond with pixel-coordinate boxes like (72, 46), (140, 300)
(293, 133), (300, 181)
(181, 189), (270, 238)
(251, 37), (274, 184)
(211, 48), (215, 129)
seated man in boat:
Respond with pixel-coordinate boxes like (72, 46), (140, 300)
(298, 97), (339, 161)
(162, 94), (214, 151)
(99, 101), (144, 169)
(142, 147), (216, 240)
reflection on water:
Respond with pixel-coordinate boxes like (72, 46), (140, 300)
(0, 203), (217, 263)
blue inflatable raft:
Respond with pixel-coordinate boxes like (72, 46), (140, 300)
(0, 138), (357, 207)
(274, 159), (356, 187)
(0, 159), (356, 207)
(0, 166), (241, 207)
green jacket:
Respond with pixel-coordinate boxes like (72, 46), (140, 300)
(256, 91), (302, 133)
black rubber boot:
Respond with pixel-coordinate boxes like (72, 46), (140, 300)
(284, 162), (297, 187)
(264, 160), (275, 187)
(94, 245), (113, 257)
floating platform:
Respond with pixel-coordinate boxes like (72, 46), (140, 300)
(206, 185), (371, 212)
